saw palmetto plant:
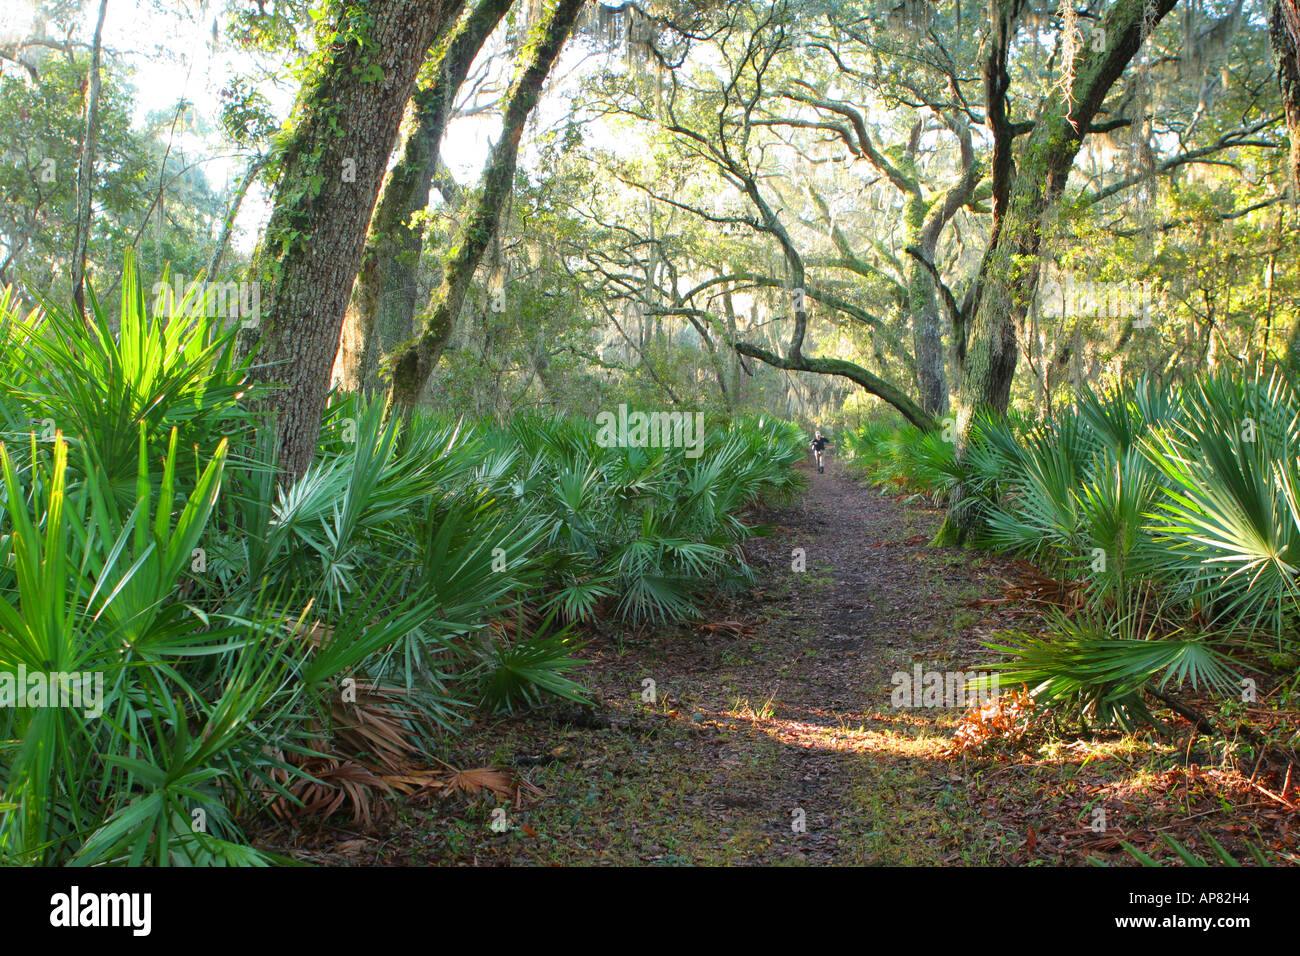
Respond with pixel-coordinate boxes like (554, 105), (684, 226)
(0, 260), (803, 863)
(855, 369), (1300, 729)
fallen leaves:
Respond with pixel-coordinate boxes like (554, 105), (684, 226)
(944, 687), (1037, 755)
(697, 619), (754, 638)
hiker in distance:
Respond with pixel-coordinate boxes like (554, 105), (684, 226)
(810, 430), (830, 473)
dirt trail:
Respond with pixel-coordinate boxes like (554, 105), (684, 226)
(365, 457), (1017, 865)
(280, 457), (1296, 866)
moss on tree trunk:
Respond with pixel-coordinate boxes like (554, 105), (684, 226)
(1272, 0), (1300, 197)
(336, 0), (515, 394)
(938, 0), (1180, 544)
(245, 0), (463, 481)
(385, 0), (588, 417)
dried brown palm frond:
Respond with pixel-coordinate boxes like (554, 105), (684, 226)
(277, 757), (393, 828)
(262, 677), (431, 827)
(331, 679), (427, 773)
(438, 767), (515, 798)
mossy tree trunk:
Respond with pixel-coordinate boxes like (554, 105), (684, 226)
(906, 248), (947, 416)
(246, 0), (463, 481)
(936, 0), (1179, 544)
(1272, 0), (1300, 198)
(386, 0), (587, 416)
(336, 0), (515, 394)
(905, 111), (981, 417)
(70, 0), (107, 322)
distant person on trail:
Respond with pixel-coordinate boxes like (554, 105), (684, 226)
(810, 430), (830, 473)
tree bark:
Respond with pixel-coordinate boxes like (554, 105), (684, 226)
(905, 119), (980, 417)
(244, 0), (463, 481)
(734, 341), (935, 429)
(1272, 0), (1300, 198)
(937, 0), (1179, 543)
(70, 0), (108, 322)
(335, 0), (515, 394)
(907, 246), (947, 415)
(962, 0), (1179, 424)
(386, 0), (587, 416)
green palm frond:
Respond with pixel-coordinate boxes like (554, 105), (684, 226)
(985, 609), (1242, 731)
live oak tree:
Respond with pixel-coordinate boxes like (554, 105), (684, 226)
(335, 0), (515, 394)
(571, 0), (1283, 454)
(385, 0), (588, 416)
(246, 0), (464, 480)
(932, 0), (1187, 541)
(438, 164), (608, 418)
(577, 0), (987, 430)
(1028, 1), (1289, 406)
(953, 0), (1179, 432)
(781, 4), (986, 418)
(7, 0), (1291, 477)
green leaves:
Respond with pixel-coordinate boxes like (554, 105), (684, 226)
(477, 412), (801, 625)
(986, 612), (1242, 731)
(476, 612), (588, 714)
(6, 252), (255, 496)
(0, 261), (805, 863)
(864, 369), (1298, 730)
(1114, 832), (1274, 867)
(1142, 371), (1300, 643)
(0, 428), (248, 863)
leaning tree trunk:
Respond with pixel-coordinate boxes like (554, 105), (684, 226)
(385, 0), (587, 416)
(936, 0), (1179, 544)
(336, 0), (515, 394)
(70, 0), (108, 322)
(1272, 0), (1300, 199)
(207, 153), (269, 278)
(245, 0), (463, 481)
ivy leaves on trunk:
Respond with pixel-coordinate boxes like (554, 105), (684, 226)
(336, 0), (516, 395)
(246, 0), (465, 481)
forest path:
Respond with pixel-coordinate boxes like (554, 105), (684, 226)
(278, 456), (1298, 866)
(377, 455), (1020, 864)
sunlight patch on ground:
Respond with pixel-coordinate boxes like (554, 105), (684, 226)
(708, 705), (955, 759)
